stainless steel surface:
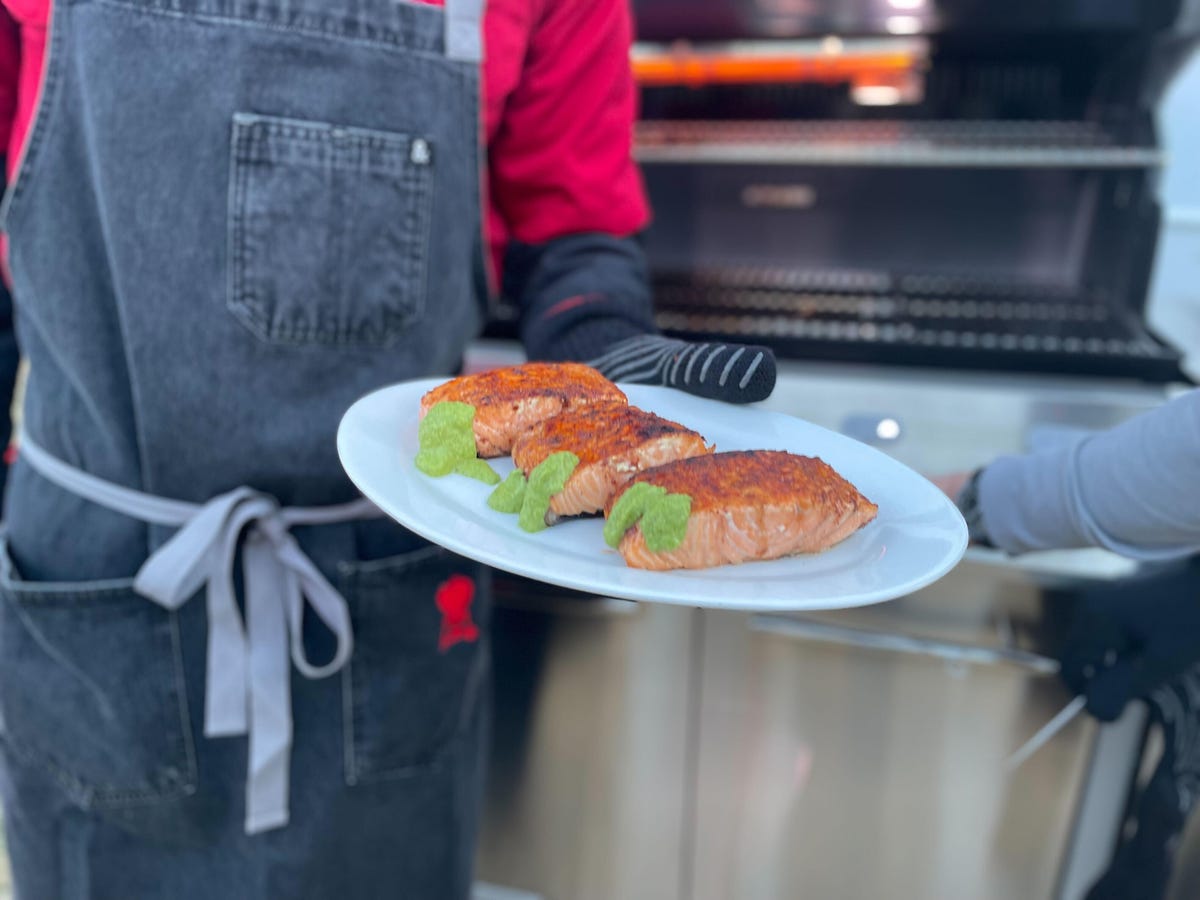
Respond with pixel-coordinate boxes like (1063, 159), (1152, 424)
(630, 37), (929, 62)
(750, 613), (1060, 674)
(468, 340), (1174, 900)
(474, 884), (545, 900)
(691, 601), (1094, 900)
(636, 121), (1162, 169)
(1056, 702), (1150, 900)
(476, 591), (695, 900)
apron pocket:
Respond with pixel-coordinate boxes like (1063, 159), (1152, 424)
(339, 545), (489, 785)
(0, 544), (197, 809)
(228, 112), (434, 347)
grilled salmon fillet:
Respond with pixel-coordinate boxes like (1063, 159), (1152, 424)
(511, 403), (713, 521)
(608, 450), (877, 570)
(419, 362), (627, 458)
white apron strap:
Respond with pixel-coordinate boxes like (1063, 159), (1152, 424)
(444, 0), (484, 62)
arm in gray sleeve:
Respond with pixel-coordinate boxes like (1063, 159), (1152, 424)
(977, 389), (1200, 559)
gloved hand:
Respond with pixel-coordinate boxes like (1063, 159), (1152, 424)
(587, 333), (776, 404)
(507, 233), (777, 405)
(1049, 554), (1200, 722)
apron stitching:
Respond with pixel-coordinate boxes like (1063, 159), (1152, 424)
(333, 139), (348, 343)
(168, 608), (200, 792)
(227, 116), (248, 337)
(0, 0), (64, 228)
(341, 657), (358, 786)
(90, 0), (459, 63)
(413, 142), (435, 330)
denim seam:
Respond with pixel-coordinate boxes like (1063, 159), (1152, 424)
(336, 544), (449, 580)
(347, 747), (456, 784)
(1, 583), (138, 601)
(0, 0), (67, 230)
(468, 66), (495, 316)
(228, 116), (250, 342)
(341, 663), (358, 786)
(0, 730), (187, 808)
(456, 639), (488, 736)
(412, 135), (434, 331)
(167, 609), (200, 794)
(88, 0), (463, 63)
(235, 114), (428, 156)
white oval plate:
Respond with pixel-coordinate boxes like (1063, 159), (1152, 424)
(337, 380), (967, 611)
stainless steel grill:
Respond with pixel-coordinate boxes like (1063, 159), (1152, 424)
(477, 3), (1200, 898)
(636, 119), (1162, 168)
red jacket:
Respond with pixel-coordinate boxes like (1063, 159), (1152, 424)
(0, 0), (650, 277)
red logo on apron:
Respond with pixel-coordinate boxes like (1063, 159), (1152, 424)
(435, 574), (480, 653)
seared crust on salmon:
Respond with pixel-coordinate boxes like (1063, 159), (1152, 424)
(608, 450), (877, 570)
(511, 403), (713, 520)
(419, 362), (627, 457)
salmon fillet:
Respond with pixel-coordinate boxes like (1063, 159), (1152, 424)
(419, 362), (627, 458)
(511, 403), (713, 521)
(607, 450), (878, 570)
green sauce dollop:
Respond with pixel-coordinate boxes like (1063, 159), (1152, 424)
(453, 458), (501, 485)
(604, 482), (666, 548)
(640, 492), (692, 552)
(488, 470), (528, 512)
(518, 451), (580, 533)
(415, 401), (478, 477)
(604, 482), (691, 551)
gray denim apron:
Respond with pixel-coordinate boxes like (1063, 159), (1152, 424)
(0, 0), (492, 896)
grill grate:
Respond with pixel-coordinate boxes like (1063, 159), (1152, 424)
(650, 269), (1185, 380)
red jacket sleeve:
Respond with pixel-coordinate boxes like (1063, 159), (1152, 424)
(0, 8), (19, 154)
(487, 0), (649, 246)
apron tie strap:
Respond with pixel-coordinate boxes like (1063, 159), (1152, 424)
(444, 0), (484, 62)
(17, 436), (381, 834)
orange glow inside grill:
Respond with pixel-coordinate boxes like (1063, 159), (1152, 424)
(632, 51), (923, 88)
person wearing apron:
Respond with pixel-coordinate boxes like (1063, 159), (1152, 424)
(0, 0), (777, 897)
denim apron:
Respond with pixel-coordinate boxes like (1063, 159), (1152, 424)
(0, 0), (492, 896)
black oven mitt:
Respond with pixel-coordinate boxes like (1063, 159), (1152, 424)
(586, 334), (776, 404)
(506, 232), (777, 404)
(1049, 556), (1200, 723)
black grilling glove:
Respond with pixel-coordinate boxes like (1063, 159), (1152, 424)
(506, 232), (776, 404)
(1050, 555), (1200, 722)
(586, 334), (775, 404)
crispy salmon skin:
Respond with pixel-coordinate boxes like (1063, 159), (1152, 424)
(511, 403), (713, 521)
(607, 450), (878, 570)
(419, 362), (626, 458)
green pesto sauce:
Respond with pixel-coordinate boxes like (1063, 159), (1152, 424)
(604, 483), (666, 548)
(415, 402), (477, 477)
(488, 470), (528, 512)
(528, 451), (579, 495)
(518, 451), (580, 533)
(604, 482), (691, 551)
(453, 458), (501, 485)
(640, 492), (692, 552)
